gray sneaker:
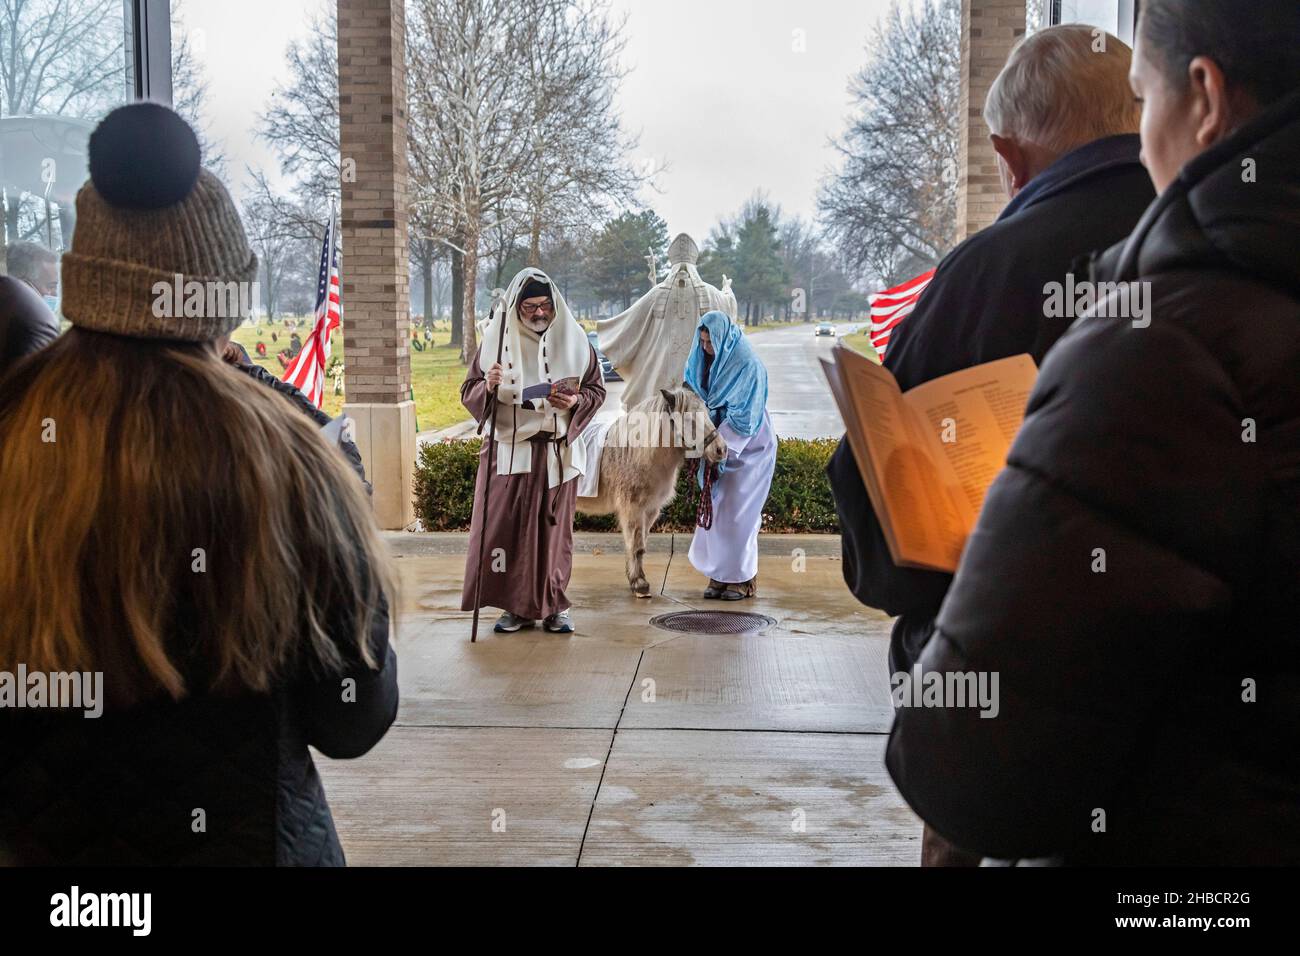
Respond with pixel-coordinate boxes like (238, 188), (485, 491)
(543, 611), (575, 633)
(494, 612), (535, 633)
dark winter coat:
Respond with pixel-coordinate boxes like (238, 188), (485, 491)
(0, 276), (59, 372)
(0, 349), (394, 865)
(236, 360), (370, 495)
(0, 605), (398, 866)
(887, 90), (1300, 865)
(827, 134), (1156, 674)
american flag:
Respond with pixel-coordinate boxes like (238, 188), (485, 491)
(869, 268), (935, 359)
(283, 211), (342, 406)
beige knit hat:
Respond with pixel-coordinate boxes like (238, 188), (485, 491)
(60, 103), (258, 343)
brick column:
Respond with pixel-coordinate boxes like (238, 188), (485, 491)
(955, 0), (1027, 241)
(338, 0), (415, 529)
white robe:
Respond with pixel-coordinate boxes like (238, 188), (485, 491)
(479, 267), (592, 488)
(688, 410), (778, 583)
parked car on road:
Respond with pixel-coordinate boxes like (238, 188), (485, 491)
(587, 330), (622, 381)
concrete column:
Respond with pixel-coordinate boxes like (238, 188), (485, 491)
(956, 0), (1027, 241)
(338, 0), (415, 529)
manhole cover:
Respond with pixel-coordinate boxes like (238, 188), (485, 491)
(649, 610), (777, 635)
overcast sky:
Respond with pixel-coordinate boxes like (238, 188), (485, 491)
(178, 0), (896, 240)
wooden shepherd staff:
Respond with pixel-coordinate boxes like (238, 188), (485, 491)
(469, 304), (510, 643)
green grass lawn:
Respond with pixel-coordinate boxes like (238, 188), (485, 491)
(742, 319), (808, 333)
(231, 313), (875, 432)
(231, 321), (471, 432)
(841, 331), (882, 362)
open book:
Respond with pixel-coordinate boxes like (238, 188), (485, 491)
(521, 377), (581, 404)
(821, 345), (1038, 573)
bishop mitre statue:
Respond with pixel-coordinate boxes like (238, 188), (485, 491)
(596, 233), (739, 409)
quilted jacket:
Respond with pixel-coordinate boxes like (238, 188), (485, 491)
(887, 89), (1300, 864)
(0, 604), (398, 865)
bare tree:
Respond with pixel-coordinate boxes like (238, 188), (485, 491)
(0, 0), (124, 120)
(171, 0), (224, 174)
(514, 0), (644, 266)
(257, 0), (642, 364)
(780, 216), (839, 323)
(428, 253), (451, 319)
(411, 234), (453, 324)
(483, 211), (528, 289)
(406, 0), (541, 363)
(256, 5), (340, 212)
(240, 169), (336, 329)
(0, 0), (125, 248)
(408, 0), (644, 363)
(818, 0), (961, 287)
(245, 169), (330, 244)
(242, 187), (323, 321)
(539, 227), (591, 311)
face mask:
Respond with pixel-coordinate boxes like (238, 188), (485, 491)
(43, 295), (59, 314)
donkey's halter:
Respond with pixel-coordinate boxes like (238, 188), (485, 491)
(670, 398), (720, 531)
(665, 398), (718, 458)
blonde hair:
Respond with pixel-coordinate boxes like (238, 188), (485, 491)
(0, 329), (396, 705)
(984, 24), (1140, 155)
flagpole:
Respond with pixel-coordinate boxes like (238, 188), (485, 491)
(469, 301), (510, 643)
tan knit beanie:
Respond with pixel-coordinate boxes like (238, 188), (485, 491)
(60, 103), (258, 343)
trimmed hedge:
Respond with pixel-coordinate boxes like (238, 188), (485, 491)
(413, 436), (842, 533)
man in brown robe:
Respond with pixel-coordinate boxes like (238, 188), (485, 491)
(461, 267), (606, 633)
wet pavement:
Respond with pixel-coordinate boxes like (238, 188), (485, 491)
(748, 322), (853, 439)
(316, 532), (920, 866)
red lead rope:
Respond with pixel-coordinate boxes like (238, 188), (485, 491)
(687, 457), (718, 530)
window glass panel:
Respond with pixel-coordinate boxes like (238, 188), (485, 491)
(1, 0), (134, 309)
(1059, 0), (1121, 34)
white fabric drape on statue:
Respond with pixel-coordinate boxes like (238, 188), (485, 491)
(596, 234), (738, 410)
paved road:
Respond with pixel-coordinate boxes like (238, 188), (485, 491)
(420, 322), (858, 445)
(748, 322), (856, 440)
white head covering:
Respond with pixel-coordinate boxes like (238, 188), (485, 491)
(479, 267), (593, 488)
(596, 233), (738, 410)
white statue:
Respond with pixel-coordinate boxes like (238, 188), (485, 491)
(597, 232), (739, 409)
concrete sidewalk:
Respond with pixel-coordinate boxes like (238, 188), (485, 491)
(317, 532), (920, 866)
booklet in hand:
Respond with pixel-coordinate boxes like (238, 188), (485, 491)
(521, 377), (581, 404)
(820, 345), (1037, 573)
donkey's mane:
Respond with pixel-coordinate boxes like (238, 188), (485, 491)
(628, 385), (700, 417)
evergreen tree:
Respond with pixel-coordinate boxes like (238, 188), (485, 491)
(733, 200), (787, 324)
(588, 209), (669, 310)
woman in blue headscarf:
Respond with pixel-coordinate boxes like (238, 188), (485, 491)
(683, 310), (778, 600)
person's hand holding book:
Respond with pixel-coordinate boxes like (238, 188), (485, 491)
(549, 378), (579, 410)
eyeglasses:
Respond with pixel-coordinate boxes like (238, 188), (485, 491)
(520, 301), (554, 317)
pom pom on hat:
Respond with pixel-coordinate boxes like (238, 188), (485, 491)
(88, 102), (201, 210)
(60, 102), (258, 342)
